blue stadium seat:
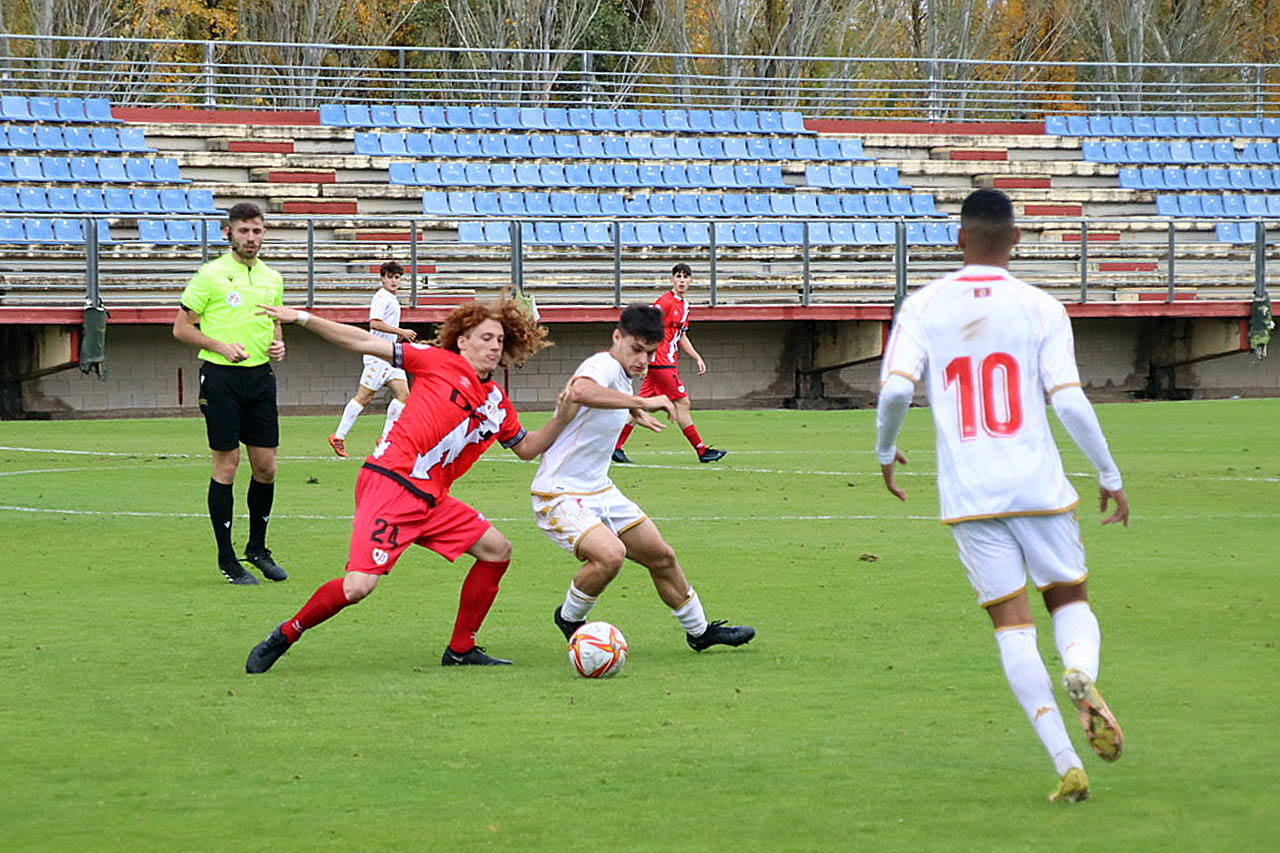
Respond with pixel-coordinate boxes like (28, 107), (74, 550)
(34, 125), (67, 151)
(438, 162), (466, 185)
(1238, 142), (1261, 163)
(369, 105), (396, 127)
(342, 104), (371, 128)
(649, 193), (675, 216)
(414, 106), (444, 130)
(1045, 116), (1069, 135)
(605, 107), (634, 131)
(19, 187), (49, 212)
(1087, 116), (1112, 136)
(840, 138), (870, 160)
(154, 158), (188, 183)
(1124, 141), (1151, 163)
(662, 164), (690, 188)
(1214, 222), (1240, 243)
(1221, 194), (1246, 217)
(697, 195), (724, 216)
(549, 193), (577, 216)
(1201, 195), (1225, 216)
(39, 186), (76, 214)
(688, 110), (713, 132)
(735, 110), (761, 133)
(658, 222), (686, 245)
(491, 163), (518, 186)
(675, 137), (701, 160)
(1137, 167), (1164, 189)
(24, 218), (57, 243)
(60, 126), (91, 152)
(758, 222), (784, 244)
(1261, 118), (1280, 136)
(722, 193), (748, 216)
(54, 96), (88, 122)
(40, 156), (72, 182)
(479, 134), (507, 157)
(840, 194), (867, 216)
(1162, 167), (1188, 190)
(734, 165), (762, 187)
(522, 192), (549, 216)
(876, 166), (908, 189)
(746, 193), (772, 215)
(136, 219), (166, 242)
(614, 163), (640, 186)
(625, 194), (652, 216)
(793, 193), (819, 217)
(710, 165), (736, 188)
(1184, 168), (1209, 190)
(159, 188), (191, 213)
(1219, 116), (1241, 137)
(560, 221), (589, 245)
(851, 165), (876, 189)
(829, 166), (854, 189)
(600, 136), (627, 159)
(627, 136), (654, 159)
(1133, 116), (1156, 136)
(640, 109), (666, 132)
(485, 221), (513, 243)
(117, 127), (151, 152)
(447, 191), (477, 215)
(0, 217), (25, 242)
(464, 163), (491, 186)
(540, 164), (568, 187)
(1147, 141), (1172, 163)
(685, 164), (711, 187)
(574, 194), (602, 216)
(319, 104), (347, 126)
(769, 193), (796, 216)
(26, 96), (55, 121)
(720, 136), (747, 159)
(102, 187), (132, 212)
(809, 221), (833, 244)
(1212, 142), (1239, 164)
(1102, 141), (1126, 163)
(734, 223), (762, 245)
(73, 187), (106, 213)
(51, 218), (85, 243)
(905, 222), (928, 245)
(781, 111), (807, 134)
(387, 161), (416, 185)
(1168, 141), (1193, 163)
(457, 221), (486, 243)
(399, 133), (427, 157)
(0, 186), (20, 211)
(422, 191), (450, 215)
(770, 137), (796, 160)
(393, 104), (424, 128)
(584, 222), (613, 244)
(563, 163), (588, 186)
(637, 164), (662, 188)
(816, 194), (843, 216)
(634, 222), (660, 245)
(911, 194), (942, 216)
(1155, 195), (1180, 216)
(472, 106), (499, 130)
(188, 189), (221, 214)
(1175, 116), (1198, 136)
(1228, 168), (1252, 190)
(794, 136), (818, 160)
(816, 138), (842, 160)
(592, 109), (620, 132)
(672, 193), (699, 217)
(664, 110), (690, 132)
(354, 131), (381, 155)
(456, 134), (482, 157)
(652, 136), (678, 159)
(760, 165), (784, 187)
(1081, 141), (1106, 162)
(585, 164), (614, 187)
(485, 107), (515, 131)
(444, 106), (473, 129)
(711, 111), (736, 133)
(779, 221), (803, 244)
(1206, 168), (1230, 189)
(1239, 117), (1262, 136)
(599, 193), (625, 216)
(1153, 115), (1177, 136)
(864, 193), (890, 216)
(426, 133), (456, 157)
(1250, 168), (1274, 189)
(1, 95), (31, 121)
(1117, 167), (1142, 189)
(380, 133), (409, 156)
(474, 191), (500, 214)
(888, 194), (913, 216)
(711, 222), (737, 246)
(1175, 194), (1201, 216)
(1268, 195), (1280, 216)
(747, 138), (774, 160)
(1111, 116), (1135, 136)
(758, 112), (783, 133)
(578, 134), (605, 159)
(6, 125), (38, 151)
(924, 222), (952, 244)
(1196, 116), (1221, 136)
(568, 108), (594, 131)
(684, 221), (710, 245)
(545, 108), (570, 131)
(8, 155), (38, 181)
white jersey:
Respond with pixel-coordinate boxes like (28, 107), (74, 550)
(880, 264), (1083, 523)
(368, 287), (401, 345)
(530, 351), (631, 496)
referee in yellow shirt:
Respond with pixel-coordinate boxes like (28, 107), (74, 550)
(172, 202), (289, 585)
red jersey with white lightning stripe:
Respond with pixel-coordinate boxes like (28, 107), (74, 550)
(363, 343), (526, 503)
(650, 291), (689, 367)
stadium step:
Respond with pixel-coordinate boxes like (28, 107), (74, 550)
(357, 263), (437, 275)
(211, 138), (296, 154)
(1093, 261), (1160, 273)
(249, 168), (336, 184)
(270, 198), (359, 214)
(934, 147), (1009, 161)
(1115, 288), (1198, 301)
(981, 176), (1053, 189)
(1045, 230), (1123, 243)
(1022, 203), (1084, 217)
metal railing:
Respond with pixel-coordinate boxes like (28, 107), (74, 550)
(4, 33), (1280, 119)
(0, 213), (1274, 310)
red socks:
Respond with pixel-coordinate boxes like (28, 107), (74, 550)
(281, 577), (352, 642)
(682, 424), (706, 453)
(448, 560), (510, 653)
(615, 423), (634, 450)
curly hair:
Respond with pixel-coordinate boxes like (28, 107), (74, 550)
(432, 298), (551, 368)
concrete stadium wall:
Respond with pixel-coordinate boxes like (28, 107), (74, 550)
(16, 317), (1280, 418)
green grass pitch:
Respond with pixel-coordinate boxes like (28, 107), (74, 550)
(1, 400), (1276, 851)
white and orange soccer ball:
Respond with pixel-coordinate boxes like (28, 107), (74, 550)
(567, 621), (628, 678)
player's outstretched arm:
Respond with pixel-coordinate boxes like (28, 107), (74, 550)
(567, 376), (675, 421)
(257, 305), (393, 361)
(510, 384), (579, 460)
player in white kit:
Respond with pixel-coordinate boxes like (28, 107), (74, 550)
(874, 190), (1128, 803)
(328, 261), (417, 456)
(534, 304), (756, 653)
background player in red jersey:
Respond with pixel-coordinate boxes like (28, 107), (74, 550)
(612, 262), (727, 464)
(245, 299), (576, 672)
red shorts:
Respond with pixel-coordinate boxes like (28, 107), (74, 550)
(639, 366), (687, 401)
(346, 467), (491, 574)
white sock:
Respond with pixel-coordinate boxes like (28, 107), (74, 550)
(672, 589), (708, 637)
(995, 627), (1082, 776)
(561, 583), (597, 622)
(1052, 601), (1101, 682)
(335, 398), (364, 439)
(381, 398), (405, 441)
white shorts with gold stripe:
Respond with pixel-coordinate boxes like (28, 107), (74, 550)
(531, 485), (647, 557)
(950, 511), (1087, 607)
(359, 355), (406, 391)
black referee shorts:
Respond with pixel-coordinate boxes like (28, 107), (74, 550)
(198, 362), (279, 451)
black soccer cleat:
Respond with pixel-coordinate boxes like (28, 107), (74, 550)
(441, 646), (513, 666)
(245, 625), (292, 673)
(245, 548), (288, 582)
(611, 448), (633, 464)
(687, 620), (756, 652)
(553, 605), (586, 641)
(219, 558), (259, 585)
(698, 448), (728, 464)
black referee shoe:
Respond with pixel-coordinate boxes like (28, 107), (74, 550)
(611, 448), (633, 464)
(687, 620), (756, 652)
(246, 625), (292, 674)
(245, 548), (288, 582)
(441, 646), (513, 666)
(219, 558), (259, 585)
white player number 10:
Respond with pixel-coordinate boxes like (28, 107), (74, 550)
(943, 352), (1024, 439)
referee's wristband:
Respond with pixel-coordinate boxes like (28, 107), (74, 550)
(295, 310), (311, 327)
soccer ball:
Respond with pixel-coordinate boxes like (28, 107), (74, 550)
(567, 621), (628, 678)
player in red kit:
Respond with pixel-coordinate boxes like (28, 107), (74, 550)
(613, 263), (727, 464)
(245, 299), (576, 672)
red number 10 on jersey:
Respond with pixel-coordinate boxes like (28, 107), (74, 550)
(943, 352), (1024, 439)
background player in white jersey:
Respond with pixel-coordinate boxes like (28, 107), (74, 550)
(536, 304), (755, 652)
(328, 261), (417, 457)
(874, 189), (1128, 803)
